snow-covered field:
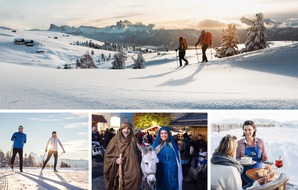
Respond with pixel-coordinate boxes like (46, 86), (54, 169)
(211, 127), (298, 187)
(0, 29), (298, 109)
(0, 168), (88, 190)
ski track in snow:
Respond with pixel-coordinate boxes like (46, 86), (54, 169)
(0, 169), (88, 190)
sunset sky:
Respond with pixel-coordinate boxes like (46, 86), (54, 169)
(0, 0), (297, 30)
(0, 112), (89, 160)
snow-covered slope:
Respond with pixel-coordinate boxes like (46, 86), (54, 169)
(0, 168), (88, 190)
(1, 29), (298, 109)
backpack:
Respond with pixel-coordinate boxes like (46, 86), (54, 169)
(181, 38), (188, 50)
(203, 32), (212, 45)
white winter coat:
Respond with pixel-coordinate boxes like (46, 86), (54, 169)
(211, 163), (261, 190)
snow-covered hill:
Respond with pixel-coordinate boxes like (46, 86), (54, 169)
(1, 28), (298, 109)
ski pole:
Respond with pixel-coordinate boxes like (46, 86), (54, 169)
(195, 47), (199, 63)
(175, 50), (178, 68)
(58, 152), (64, 158)
(210, 47), (213, 61)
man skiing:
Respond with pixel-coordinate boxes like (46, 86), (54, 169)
(175, 37), (189, 67)
(41, 131), (65, 172)
(11, 125), (27, 172)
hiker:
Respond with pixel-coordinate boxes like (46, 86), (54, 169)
(236, 120), (268, 186)
(195, 30), (212, 62)
(11, 125), (27, 172)
(152, 127), (183, 190)
(211, 134), (269, 190)
(104, 122), (141, 190)
(175, 37), (189, 67)
(42, 131), (65, 172)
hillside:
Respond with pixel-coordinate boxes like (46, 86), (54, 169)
(0, 29), (298, 109)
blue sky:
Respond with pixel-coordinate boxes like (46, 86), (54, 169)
(0, 112), (89, 160)
(0, 0), (297, 30)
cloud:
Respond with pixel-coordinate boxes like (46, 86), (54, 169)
(184, 19), (244, 29)
(240, 17), (254, 26)
(64, 122), (88, 129)
(78, 132), (89, 136)
(63, 139), (89, 153)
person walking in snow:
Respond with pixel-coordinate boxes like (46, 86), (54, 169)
(11, 125), (27, 172)
(175, 37), (189, 67)
(41, 131), (65, 172)
(195, 30), (212, 62)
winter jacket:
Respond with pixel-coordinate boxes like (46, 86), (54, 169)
(92, 131), (101, 143)
(46, 137), (65, 152)
(11, 132), (26, 149)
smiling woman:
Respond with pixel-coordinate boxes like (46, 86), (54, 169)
(236, 120), (268, 186)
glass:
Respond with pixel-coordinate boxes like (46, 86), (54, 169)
(275, 159), (283, 168)
(273, 155), (283, 179)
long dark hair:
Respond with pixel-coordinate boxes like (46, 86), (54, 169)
(242, 120), (256, 137)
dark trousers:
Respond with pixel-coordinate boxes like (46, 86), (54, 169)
(202, 44), (209, 62)
(11, 148), (23, 170)
(42, 150), (58, 169)
(179, 51), (188, 66)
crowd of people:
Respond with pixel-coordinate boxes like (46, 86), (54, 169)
(92, 122), (208, 190)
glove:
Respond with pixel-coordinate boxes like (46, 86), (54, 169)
(13, 135), (16, 139)
(175, 49), (178, 52)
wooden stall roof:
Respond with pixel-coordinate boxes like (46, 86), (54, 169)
(169, 113), (207, 127)
(92, 114), (107, 123)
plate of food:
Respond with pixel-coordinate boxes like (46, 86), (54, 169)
(255, 165), (274, 178)
(240, 156), (257, 166)
(246, 165), (274, 181)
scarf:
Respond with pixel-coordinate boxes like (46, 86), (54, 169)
(211, 152), (243, 174)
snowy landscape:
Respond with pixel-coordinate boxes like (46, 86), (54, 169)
(0, 168), (88, 190)
(210, 112), (298, 189)
(0, 28), (298, 109)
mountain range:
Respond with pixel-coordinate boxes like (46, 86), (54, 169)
(48, 20), (298, 50)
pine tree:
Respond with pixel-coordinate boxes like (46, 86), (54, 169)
(76, 52), (97, 69)
(245, 13), (267, 51)
(132, 53), (146, 69)
(215, 24), (240, 58)
(110, 49), (127, 69)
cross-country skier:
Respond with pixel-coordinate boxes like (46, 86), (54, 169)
(41, 131), (65, 172)
(11, 125), (27, 172)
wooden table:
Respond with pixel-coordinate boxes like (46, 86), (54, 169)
(246, 168), (274, 181)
